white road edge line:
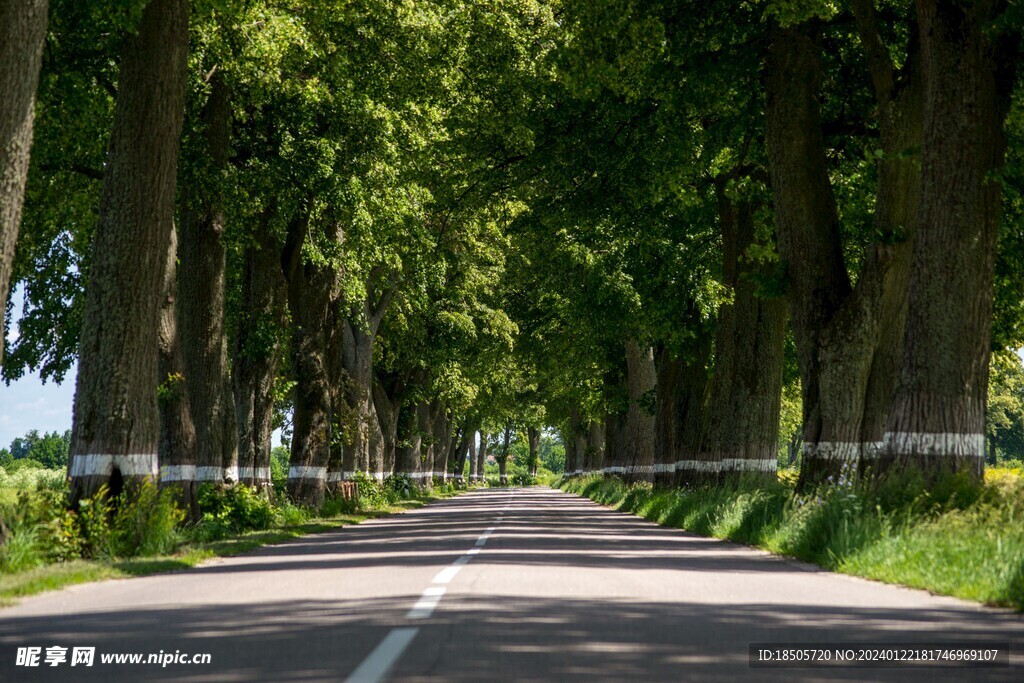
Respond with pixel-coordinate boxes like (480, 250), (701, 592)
(345, 627), (419, 683)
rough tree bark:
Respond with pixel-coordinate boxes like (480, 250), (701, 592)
(704, 186), (787, 485)
(765, 16), (921, 488)
(68, 0), (190, 505)
(477, 432), (488, 483)
(585, 420), (604, 473)
(621, 339), (656, 482)
(672, 338), (712, 487)
(157, 228), (198, 521)
(654, 349), (681, 487)
(452, 421), (474, 482)
(396, 403), (423, 482)
(179, 73), (237, 487)
(0, 0), (48, 366)
(527, 426), (541, 477)
(416, 401), (434, 489)
(880, 0), (1017, 480)
(340, 275), (395, 480)
(497, 424), (511, 486)
(567, 408), (585, 476)
(372, 374), (400, 479)
(431, 403), (450, 483)
(468, 435), (479, 482)
(233, 219), (286, 499)
(283, 216), (340, 507)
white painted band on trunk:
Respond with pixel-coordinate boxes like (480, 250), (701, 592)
(328, 472), (346, 483)
(673, 460), (721, 473)
(160, 465), (196, 481)
(288, 466), (327, 481)
(882, 432), (985, 458)
(69, 454), (158, 478)
(158, 464), (194, 481)
(238, 467), (272, 480)
(802, 441), (874, 461)
(720, 458), (777, 472)
(223, 465), (239, 482)
(194, 466), (223, 481)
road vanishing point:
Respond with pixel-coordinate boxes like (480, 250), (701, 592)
(1, 487), (1023, 682)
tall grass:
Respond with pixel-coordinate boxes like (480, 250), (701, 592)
(561, 470), (1024, 610)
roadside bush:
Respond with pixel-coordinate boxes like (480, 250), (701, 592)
(193, 483), (274, 541)
(351, 471), (397, 509)
(320, 492), (359, 517)
(510, 472), (536, 486)
(0, 527), (44, 572)
(275, 499), (312, 526)
(109, 480), (183, 557)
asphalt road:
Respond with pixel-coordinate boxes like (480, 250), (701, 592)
(1, 487), (1022, 682)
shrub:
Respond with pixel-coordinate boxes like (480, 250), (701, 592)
(511, 472), (536, 486)
(0, 527), (44, 572)
(351, 471), (398, 509)
(275, 499), (312, 526)
(108, 480), (183, 557)
(193, 483), (274, 541)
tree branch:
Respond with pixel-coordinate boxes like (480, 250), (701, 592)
(851, 0), (896, 104)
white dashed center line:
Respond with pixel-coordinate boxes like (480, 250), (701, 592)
(346, 490), (515, 682)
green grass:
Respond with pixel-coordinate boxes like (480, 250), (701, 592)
(0, 485), (462, 604)
(559, 470), (1024, 610)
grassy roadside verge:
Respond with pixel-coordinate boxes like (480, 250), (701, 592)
(0, 488), (464, 606)
(558, 471), (1024, 610)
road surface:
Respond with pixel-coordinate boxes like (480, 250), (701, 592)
(1, 487), (1022, 681)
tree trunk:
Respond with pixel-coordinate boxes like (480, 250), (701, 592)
(416, 401), (433, 489)
(432, 404), (450, 484)
(585, 420), (604, 473)
(233, 220), (286, 499)
(527, 426), (540, 477)
(468, 435), (479, 482)
(0, 0), (47, 366)
(68, 0), (189, 505)
(705, 186), (787, 485)
(880, 1), (1016, 481)
(766, 19), (921, 488)
(341, 320), (387, 479)
(654, 349), (681, 486)
(563, 424), (578, 478)
(622, 339), (656, 482)
(157, 227), (198, 522)
(283, 217), (339, 507)
(396, 403), (423, 482)
(672, 336), (711, 486)
(498, 424), (511, 485)
(372, 375), (399, 479)
(603, 410), (624, 477)
(452, 422), (473, 482)
(477, 432), (488, 483)
(567, 408), (584, 477)
(179, 73), (237, 486)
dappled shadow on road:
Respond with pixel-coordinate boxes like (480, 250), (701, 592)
(0, 595), (1021, 682)
(1, 488), (1022, 682)
(171, 489), (811, 577)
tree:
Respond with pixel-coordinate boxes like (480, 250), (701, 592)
(880, 1), (1019, 480)
(0, 0), (48, 366)
(68, 0), (190, 504)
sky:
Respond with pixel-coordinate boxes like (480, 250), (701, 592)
(0, 288), (76, 449)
